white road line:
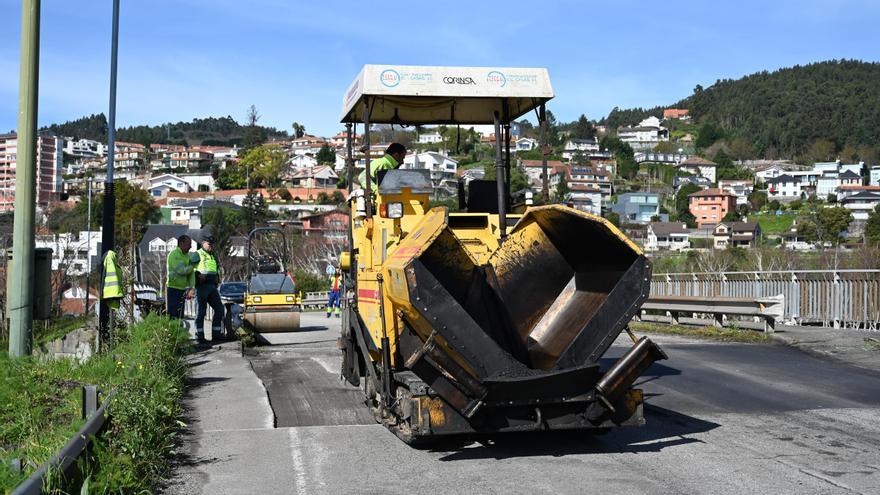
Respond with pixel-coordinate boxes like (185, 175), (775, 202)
(288, 427), (308, 495)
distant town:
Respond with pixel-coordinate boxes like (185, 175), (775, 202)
(1, 101), (880, 314)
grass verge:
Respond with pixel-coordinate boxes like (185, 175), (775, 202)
(0, 314), (190, 493)
(631, 321), (771, 343)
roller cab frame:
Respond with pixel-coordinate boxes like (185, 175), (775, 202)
(338, 65), (666, 443)
(242, 227), (302, 333)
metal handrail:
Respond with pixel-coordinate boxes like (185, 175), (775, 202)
(12, 388), (116, 495)
(654, 269), (880, 277)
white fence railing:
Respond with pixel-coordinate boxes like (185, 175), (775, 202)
(650, 270), (880, 329)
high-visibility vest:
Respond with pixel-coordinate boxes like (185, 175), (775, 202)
(196, 248), (219, 274)
(166, 247), (195, 290)
(102, 250), (123, 308)
(330, 273), (341, 292)
(357, 154), (398, 192)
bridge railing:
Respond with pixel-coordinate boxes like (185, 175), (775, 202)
(650, 270), (880, 329)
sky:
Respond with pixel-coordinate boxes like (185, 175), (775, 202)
(1, 0), (879, 137)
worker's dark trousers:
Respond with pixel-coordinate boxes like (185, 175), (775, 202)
(196, 284), (225, 339)
(166, 287), (187, 320)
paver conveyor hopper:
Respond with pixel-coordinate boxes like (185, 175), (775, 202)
(337, 65), (666, 443)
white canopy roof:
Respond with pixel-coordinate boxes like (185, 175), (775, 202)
(340, 65), (554, 125)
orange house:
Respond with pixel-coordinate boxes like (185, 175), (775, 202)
(688, 188), (737, 227)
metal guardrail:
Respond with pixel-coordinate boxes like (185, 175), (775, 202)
(12, 387), (114, 495)
(641, 295), (785, 333)
(651, 270), (880, 330)
(301, 291), (330, 310)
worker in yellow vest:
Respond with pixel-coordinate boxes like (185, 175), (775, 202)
(166, 234), (195, 320)
(101, 250), (124, 309)
(192, 235), (225, 343)
(327, 268), (342, 318)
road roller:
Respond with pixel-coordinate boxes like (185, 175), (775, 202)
(337, 65), (666, 444)
(242, 227), (302, 333)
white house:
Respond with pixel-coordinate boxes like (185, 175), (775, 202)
(567, 185), (602, 215)
(149, 174), (191, 198)
(515, 137), (537, 152)
(755, 163), (792, 182)
(35, 230), (102, 276)
(841, 191), (880, 222)
(869, 166), (880, 186)
(718, 179), (754, 207)
(816, 171), (840, 198)
(418, 132), (443, 144)
(645, 222), (690, 252)
(561, 138), (599, 160)
(618, 116), (669, 151)
(180, 173), (216, 193)
(766, 174), (804, 199)
(286, 165), (339, 188)
(678, 157), (717, 183)
(333, 152), (367, 173)
(289, 154), (319, 169)
(402, 151), (458, 186)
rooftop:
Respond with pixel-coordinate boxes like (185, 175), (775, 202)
(689, 188), (734, 198)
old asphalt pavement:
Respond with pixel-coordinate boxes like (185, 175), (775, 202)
(162, 313), (880, 494)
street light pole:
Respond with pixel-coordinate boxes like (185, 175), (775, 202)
(84, 180), (91, 316)
(98, 0), (120, 345)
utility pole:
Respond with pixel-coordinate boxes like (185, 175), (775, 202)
(98, 0), (120, 345)
(84, 180), (91, 316)
(8, 0), (41, 357)
(540, 104), (549, 203)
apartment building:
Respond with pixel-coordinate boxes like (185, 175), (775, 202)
(0, 133), (64, 212)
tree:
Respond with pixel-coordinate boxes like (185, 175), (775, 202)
(316, 144), (336, 165)
(604, 211), (620, 227)
(238, 144), (287, 188)
(675, 183), (701, 226)
(291, 122), (306, 138)
(331, 190), (345, 204)
(242, 105), (267, 151)
(653, 141), (676, 153)
(216, 165), (247, 190)
(729, 137), (756, 162)
(555, 177), (570, 200)
(483, 163), (531, 194)
(798, 206), (853, 244)
(202, 206), (248, 282)
(91, 181), (160, 250)
(241, 190), (269, 229)
(748, 190), (767, 211)
(317, 192), (330, 204)
(865, 204), (880, 245)
(827, 193), (838, 204)
(840, 143), (860, 162)
(569, 114), (596, 140)
(695, 123), (722, 149)
(276, 188), (293, 201)
(722, 211), (740, 222)
(600, 136), (637, 179)
(768, 199), (781, 212)
(807, 138), (836, 164)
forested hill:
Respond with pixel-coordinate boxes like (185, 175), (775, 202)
(42, 114), (288, 146)
(602, 60), (880, 158)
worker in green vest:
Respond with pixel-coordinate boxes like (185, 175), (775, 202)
(357, 142), (407, 192)
(193, 234), (226, 343)
(166, 234), (195, 320)
(101, 250), (124, 309)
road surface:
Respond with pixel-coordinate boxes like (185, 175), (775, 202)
(166, 312), (880, 494)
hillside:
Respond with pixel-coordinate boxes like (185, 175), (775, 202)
(603, 60), (880, 159)
(42, 114), (288, 146)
